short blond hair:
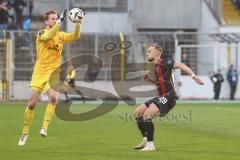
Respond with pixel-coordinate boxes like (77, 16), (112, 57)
(44, 10), (57, 21)
(148, 44), (163, 53)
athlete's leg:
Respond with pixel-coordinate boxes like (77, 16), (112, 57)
(140, 103), (160, 151)
(41, 88), (58, 137)
(22, 89), (41, 134)
(134, 104), (148, 137)
(18, 88), (41, 146)
(133, 104), (148, 149)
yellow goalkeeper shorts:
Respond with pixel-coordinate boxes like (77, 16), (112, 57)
(30, 73), (59, 92)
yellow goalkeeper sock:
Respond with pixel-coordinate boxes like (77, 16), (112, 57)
(42, 103), (56, 130)
(22, 107), (35, 135)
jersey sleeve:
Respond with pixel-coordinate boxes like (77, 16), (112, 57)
(162, 58), (175, 69)
(62, 24), (81, 43)
(37, 23), (60, 41)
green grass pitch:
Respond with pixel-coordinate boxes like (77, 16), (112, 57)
(0, 102), (240, 160)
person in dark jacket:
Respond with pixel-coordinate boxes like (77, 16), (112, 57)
(210, 69), (224, 100)
(0, 0), (11, 24)
(29, 0), (33, 17)
(227, 65), (238, 100)
(13, 0), (26, 29)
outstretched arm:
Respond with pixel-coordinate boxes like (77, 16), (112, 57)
(63, 24), (81, 43)
(174, 62), (204, 85)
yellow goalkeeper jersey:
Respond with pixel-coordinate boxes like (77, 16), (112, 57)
(33, 23), (80, 74)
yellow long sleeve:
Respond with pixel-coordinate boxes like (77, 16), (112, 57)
(38, 23), (60, 41)
(63, 24), (81, 43)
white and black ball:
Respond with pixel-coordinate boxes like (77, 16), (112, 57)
(68, 8), (85, 23)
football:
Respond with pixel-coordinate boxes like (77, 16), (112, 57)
(212, 77), (217, 83)
(68, 8), (85, 23)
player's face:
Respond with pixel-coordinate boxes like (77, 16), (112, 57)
(147, 46), (159, 62)
(46, 14), (58, 28)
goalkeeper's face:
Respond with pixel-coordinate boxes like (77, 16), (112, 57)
(45, 14), (58, 28)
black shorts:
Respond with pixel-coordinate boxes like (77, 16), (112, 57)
(144, 95), (176, 117)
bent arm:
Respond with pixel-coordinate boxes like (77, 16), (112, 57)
(63, 24), (81, 43)
(144, 71), (157, 84)
(38, 23), (60, 41)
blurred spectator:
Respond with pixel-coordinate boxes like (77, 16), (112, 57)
(5, 0), (11, 8)
(0, 0), (11, 39)
(181, 52), (190, 75)
(6, 16), (18, 30)
(227, 65), (238, 100)
(29, 0), (33, 17)
(0, 0), (12, 9)
(22, 16), (31, 32)
(13, 0), (26, 29)
(0, 0), (11, 24)
(232, 0), (240, 10)
(181, 53), (191, 67)
(22, 16), (32, 49)
(210, 69), (224, 100)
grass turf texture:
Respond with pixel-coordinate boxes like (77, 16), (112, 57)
(0, 102), (240, 160)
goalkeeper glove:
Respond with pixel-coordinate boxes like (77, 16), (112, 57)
(57, 8), (68, 25)
(78, 9), (86, 24)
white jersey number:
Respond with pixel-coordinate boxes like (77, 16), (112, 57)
(158, 97), (168, 104)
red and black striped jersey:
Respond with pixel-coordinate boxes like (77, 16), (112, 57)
(154, 58), (178, 99)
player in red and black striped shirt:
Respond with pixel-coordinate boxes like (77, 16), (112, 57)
(133, 44), (204, 151)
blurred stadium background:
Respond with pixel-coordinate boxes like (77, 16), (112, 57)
(0, 0), (240, 101)
(0, 0), (239, 101)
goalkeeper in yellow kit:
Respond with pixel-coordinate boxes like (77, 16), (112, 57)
(18, 9), (83, 146)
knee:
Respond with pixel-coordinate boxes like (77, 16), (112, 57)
(143, 112), (153, 120)
(134, 109), (142, 119)
(28, 98), (38, 109)
(133, 108), (137, 116)
(49, 95), (57, 105)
